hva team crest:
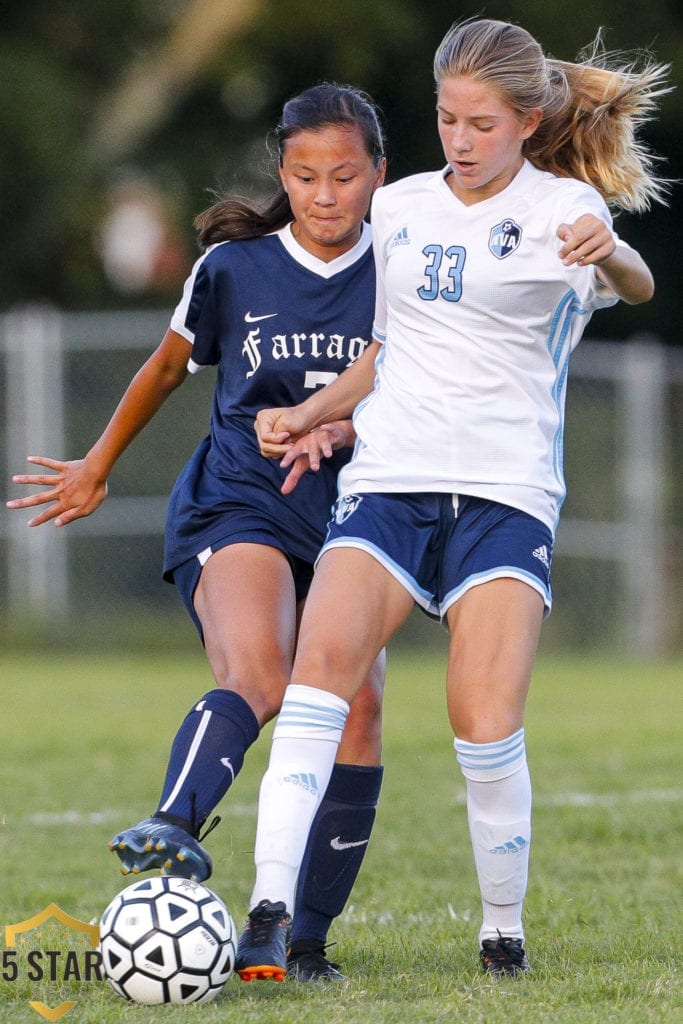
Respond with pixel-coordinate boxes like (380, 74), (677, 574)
(489, 218), (522, 259)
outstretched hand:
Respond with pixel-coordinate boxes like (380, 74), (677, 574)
(6, 456), (108, 527)
(557, 214), (616, 267)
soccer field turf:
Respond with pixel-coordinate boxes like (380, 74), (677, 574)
(1, 650), (680, 1023)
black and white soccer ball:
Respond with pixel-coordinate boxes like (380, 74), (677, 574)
(99, 876), (235, 1004)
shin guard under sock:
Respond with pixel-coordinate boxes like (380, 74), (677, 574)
(156, 689), (259, 833)
(250, 684), (349, 914)
(290, 762), (383, 947)
(455, 729), (531, 943)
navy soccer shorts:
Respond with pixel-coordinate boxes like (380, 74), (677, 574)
(320, 492), (553, 619)
(170, 529), (314, 644)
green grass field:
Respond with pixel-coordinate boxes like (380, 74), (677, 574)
(1, 650), (680, 1023)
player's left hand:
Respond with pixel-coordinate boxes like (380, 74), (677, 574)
(557, 214), (616, 267)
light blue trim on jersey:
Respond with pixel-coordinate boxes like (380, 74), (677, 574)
(440, 566), (552, 617)
(349, 342), (386, 464)
(351, 339), (385, 425)
(547, 289), (585, 365)
(546, 289), (589, 530)
(320, 536), (440, 617)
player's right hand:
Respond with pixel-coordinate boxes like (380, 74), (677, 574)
(6, 456), (108, 527)
(254, 406), (311, 458)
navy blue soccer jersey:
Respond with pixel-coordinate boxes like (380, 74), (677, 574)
(163, 223), (376, 578)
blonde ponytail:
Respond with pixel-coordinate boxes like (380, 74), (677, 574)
(529, 37), (671, 211)
(434, 20), (672, 212)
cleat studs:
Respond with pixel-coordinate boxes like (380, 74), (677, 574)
(237, 967), (286, 983)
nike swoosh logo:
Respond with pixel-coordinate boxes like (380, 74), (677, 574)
(220, 757), (235, 782)
(245, 311), (278, 323)
(330, 836), (369, 851)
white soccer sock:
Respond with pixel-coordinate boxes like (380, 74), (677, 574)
(454, 729), (531, 944)
(250, 684), (349, 914)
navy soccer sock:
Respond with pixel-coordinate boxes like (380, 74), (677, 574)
(289, 762), (383, 950)
(155, 689), (259, 835)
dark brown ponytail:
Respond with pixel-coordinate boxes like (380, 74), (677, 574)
(194, 82), (384, 249)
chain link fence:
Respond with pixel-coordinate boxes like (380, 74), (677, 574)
(2, 307), (681, 655)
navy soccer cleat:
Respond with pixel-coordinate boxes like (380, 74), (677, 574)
(234, 899), (292, 982)
(108, 816), (212, 882)
(287, 943), (346, 982)
(479, 933), (531, 977)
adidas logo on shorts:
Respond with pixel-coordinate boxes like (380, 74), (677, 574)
(532, 544), (550, 570)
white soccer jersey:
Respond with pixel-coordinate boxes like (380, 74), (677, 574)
(339, 160), (623, 533)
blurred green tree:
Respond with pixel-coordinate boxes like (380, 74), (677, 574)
(0, 0), (680, 341)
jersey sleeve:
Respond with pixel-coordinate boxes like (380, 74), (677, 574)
(170, 246), (223, 373)
(553, 182), (624, 311)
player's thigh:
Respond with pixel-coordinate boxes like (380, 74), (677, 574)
(293, 547), (413, 704)
(445, 577), (544, 742)
(194, 542), (298, 721)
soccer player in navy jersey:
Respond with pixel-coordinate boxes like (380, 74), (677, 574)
(7, 83), (387, 983)
(252, 20), (668, 978)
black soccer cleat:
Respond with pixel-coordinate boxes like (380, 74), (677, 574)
(234, 899), (292, 982)
(287, 943), (346, 982)
(479, 933), (531, 977)
(108, 816), (212, 882)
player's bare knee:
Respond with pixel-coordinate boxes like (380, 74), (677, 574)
(449, 709), (521, 744)
(211, 671), (288, 725)
(339, 679), (383, 763)
(349, 679), (383, 728)
(294, 641), (385, 697)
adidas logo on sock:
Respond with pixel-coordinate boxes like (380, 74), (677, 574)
(283, 773), (319, 795)
(489, 835), (529, 855)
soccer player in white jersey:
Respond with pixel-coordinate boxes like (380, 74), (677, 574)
(251, 20), (670, 977)
(7, 84), (388, 982)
